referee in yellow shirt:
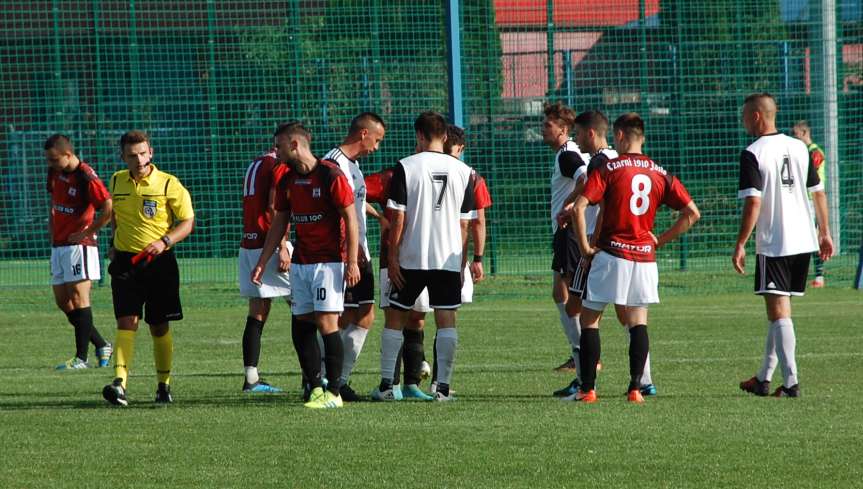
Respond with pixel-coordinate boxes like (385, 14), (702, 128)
(102, 130), (194, 406)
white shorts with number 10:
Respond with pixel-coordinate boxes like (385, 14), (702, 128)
(290, 262), (345, 315)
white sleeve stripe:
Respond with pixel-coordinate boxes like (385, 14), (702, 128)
(738, 188), (762, 199)
(386, 199), (406, 211)
(807, 183), (825, 193)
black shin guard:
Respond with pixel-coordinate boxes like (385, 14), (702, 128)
(579, 328), (601, 391)
(628, 324), (649, 391)
(402, 329), (425, 385)
(321, 330), (343, 394)
(393, 343), (404, 386)
(65, 309), (90, 360)
(78, 307), (107, 349)
(242, 316), (265, 367)
(431, 333), (438, 383)
(291, 316), (322, 388)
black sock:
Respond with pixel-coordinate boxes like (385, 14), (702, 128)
(322, 330), (343, 394)
(393, 343), (403, 386)
(242, 316), (265, 368)
(65, 309), (90, 361)
(628, 324), (649, 391)
(403, 329), (425, 385)
(291, 316), (322, 388)
(579, 328), (601, 391)
(432, 333), (438, 383)
(80, 307), (107, 350)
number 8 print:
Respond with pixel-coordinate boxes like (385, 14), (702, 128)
(629, 174), (651, 216)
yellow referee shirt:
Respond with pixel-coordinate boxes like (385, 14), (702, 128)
(110, 164), (194, 253)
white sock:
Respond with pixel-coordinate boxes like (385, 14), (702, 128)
(380, 328), (404, 383)
(773, 318), (798, 387)
(757, 321), (779, 382)
(641, 353), (652, 385)
(340, 324), (369, 384)
(557, 303), (579, 354)
(435, 328), (458, 386)
(317, 332), (326, 377)
(244, 366), (259, 384)
(569, 314), (581, 379)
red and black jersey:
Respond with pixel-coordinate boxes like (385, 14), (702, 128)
(365, 166), (396, 267)
(274, 159), (354, 264)
(47, 161), (110, 247)
(582, 153), (692, 262)
(474, 173), (493, 210)
(241, 151), (289, 249)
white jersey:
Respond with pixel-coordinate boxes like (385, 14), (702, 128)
(387, 151), (475, 272)
(550, 140), (589, 232)
(324, 147), (370, 261)
(585, 147), (618, 235)
(738, 133), (823, 257)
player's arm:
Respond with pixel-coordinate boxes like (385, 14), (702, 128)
(387, 210), (406, 289)
(573, 195), (596, 258)
(806, 151), (834, 261)
(337, 203), (361, 287)
(268, 171), (292, 272)
(733, 150), (764, 274)
(461, 172), (477, 274)
(469, 208), (486, 282)
(589, 202), (604, 247)
(69, 198), (113, 244)
(655, 201), (700, 249)
(252, 210), (289, 285)
(366, 202), (389, 232)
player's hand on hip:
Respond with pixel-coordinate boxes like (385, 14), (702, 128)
(345, 261), (361, 288)
(555, 205), (572, 228)
(470, 261), (484, 282)
(732, 244), (746, 274)
(648, 231), (660, 249)
(68, 230), (93, 244)
(378, 215), (390, 233)
(250, 264), (265, 286)
(277, 246), (291, 273)
(819, 234), (835, 262)
(143, 239), (167, 256)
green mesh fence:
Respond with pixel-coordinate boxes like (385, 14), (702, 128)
(1, 0), (861, 292)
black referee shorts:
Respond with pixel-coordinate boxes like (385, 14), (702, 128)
(754, 253), (811, 297)
(109, 249), (183, 325)
(388, 268), (461, 311)
(344, 260), (375, 308)
(551, 226), (581, 277)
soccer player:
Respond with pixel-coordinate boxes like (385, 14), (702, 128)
(238, 147), (292, 393)
(373, 111), (475, 402)
(736, 94), (833, 398)
(543, 102), (590, 373)
(571, 113), (700, 404)
(792, 120), (829, 288)
(44, 134), (113, 370)
(102, 131), (195, 406)
(252, 122), (360, 409)
(322, 112), (386, 401)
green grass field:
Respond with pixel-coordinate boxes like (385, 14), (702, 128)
(1, 277), (862, 488)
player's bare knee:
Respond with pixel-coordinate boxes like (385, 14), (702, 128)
(247, 297), (272, 322)
(149, 322), (170, 337)
(434, 309), (457, 328)
(565, 296), (582, 317)
(356, 304), (375, 328)
(117, 316), (139, 332)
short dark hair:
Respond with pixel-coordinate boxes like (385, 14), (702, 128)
(613, 113), (645, 140)
(414, 111), (448, 141)
(348, 112), (386, 136)
(274, 121), (312, 142)
(44, 133), (74, 152)
(444, 125), (466, 154)
(119, 130), (150, 150)
(543, 102), (576, 132)
(744, 92), (776, 107)
(574, 110), (609, 135)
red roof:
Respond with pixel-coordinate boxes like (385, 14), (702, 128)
(495, 0), (661, 27)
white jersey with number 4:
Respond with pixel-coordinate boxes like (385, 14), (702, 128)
(323, 147), (370, 261)
(738, 133), (822, 257)
(387, 151), (475, 272)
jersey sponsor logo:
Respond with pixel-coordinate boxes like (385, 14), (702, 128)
(294, 178), (311, 185)
(142, 199), (158, 218)
(243, 232), (259, 240)
(312, 188), (321, 198)
(291, 213), (324, 223)
(609, 239), (653, 254)
(53, 204), (76, 214)
(67, 187), (77, 196)
(767, 281), (777, 289)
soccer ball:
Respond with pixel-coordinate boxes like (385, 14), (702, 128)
(420, 361), (431, 380)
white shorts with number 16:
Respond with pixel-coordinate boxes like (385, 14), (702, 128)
(290, 262), (345, 315)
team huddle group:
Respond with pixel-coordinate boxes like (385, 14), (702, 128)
(44, 92), (833, 409)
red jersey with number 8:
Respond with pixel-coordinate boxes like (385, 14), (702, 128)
(582, 153), (691, 262)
